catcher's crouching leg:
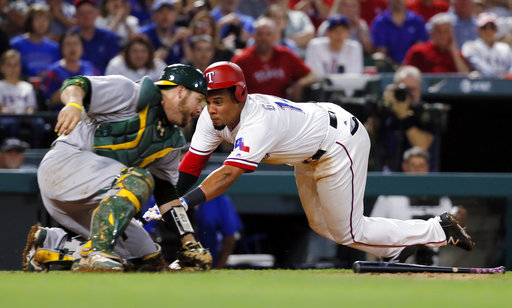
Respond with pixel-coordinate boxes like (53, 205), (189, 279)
(73, 167), (154, 272)
(22, 224), (81, 272)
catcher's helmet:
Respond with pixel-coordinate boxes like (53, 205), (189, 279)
(155, 64), (207, 96)
(204, 61), (247, 103)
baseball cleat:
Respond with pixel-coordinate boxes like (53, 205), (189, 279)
(71, 252), (124, 272)
(22, 224), (48, 271)
(439, 212), (475, 251)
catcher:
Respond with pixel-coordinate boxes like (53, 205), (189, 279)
(23, 64), (212, 272)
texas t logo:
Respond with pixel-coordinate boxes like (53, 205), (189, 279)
(206, 71), (215, 83)
(234, 138), (250, 152)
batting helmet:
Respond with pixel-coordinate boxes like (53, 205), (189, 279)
(204, 61), (247, 103)
(155, 64), (207, 96)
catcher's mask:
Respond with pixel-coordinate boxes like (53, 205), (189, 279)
(155, 64), (207, 96)
(204, 61), (247, 103)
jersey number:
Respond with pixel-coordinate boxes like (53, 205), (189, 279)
(275, 101), (303, 112)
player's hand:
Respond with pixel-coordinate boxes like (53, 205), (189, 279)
(55, 103), (82, 136)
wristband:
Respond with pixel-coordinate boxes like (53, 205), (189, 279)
(178, 197), (189, 211)
(182, 187), (206, 208)
(66, 102), (83, 111)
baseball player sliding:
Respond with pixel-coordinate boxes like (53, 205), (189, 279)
(166, 61), (475, 262)
(23, 64), (212, 272)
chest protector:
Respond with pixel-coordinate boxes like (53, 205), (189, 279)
(93, 77), (185, 168)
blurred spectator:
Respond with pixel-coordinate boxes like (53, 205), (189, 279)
(267, 0), (315, 58)
(105, 34), (166, 81)
(372, 66), (437, 171)
(42, 31), (98, 110)
(406, 0), (450, 22)
(495, 3), (512, 46)
(0, 50), (45, 147)
(446, 0), (478, 49)
(288, 0), (333, 29)
(238, 0), (267, 19)
(473, 0), (486, 16)
(0, 0), (28, 37)
(371, 0), (429, 65)
(403, 12), (471, 73)
(72, 0), (120, 75)
(317, 0), (373, 55)
(195, 194), (243, 269)
(178, 0), (211, 24)
(139, 0), (189, 65)
(305, 14), (363, 78)
(186, 34), (215, 72)
(462, 12), (512, 77)
(231, 17), (316, 101)
(359, 0), (388, 26)
(96, 0), (139, 46)
(485, 0), (511, 17)
(0, 137), (37, 170)
(211, 0), (255, 51)
(9, 3), (60, 80)
(46, 0), (76, 42)
(125, 0), (151, 26)
(263, 4), (299, 55)
(370, 146), (457, 265)
(188, 10), (234, 62)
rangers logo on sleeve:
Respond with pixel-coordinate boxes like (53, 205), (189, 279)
(234, 138), (250, 152)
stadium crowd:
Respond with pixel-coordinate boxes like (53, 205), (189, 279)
(2, 0), (512, 173)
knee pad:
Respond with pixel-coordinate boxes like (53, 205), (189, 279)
(113, 167), (154, 212)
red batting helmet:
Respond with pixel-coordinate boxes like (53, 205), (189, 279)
(204, 61), (247, 103)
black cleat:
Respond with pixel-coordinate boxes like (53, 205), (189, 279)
(439, 212), (475, 251)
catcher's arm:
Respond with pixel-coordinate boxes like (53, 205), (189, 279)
(56, 85), (84, 135)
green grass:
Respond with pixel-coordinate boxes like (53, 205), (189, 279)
(1, 270), (511, 307)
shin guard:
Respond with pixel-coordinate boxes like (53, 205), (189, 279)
(85, 167), (154, 255)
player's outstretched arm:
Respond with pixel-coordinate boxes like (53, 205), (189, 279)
(199, 165), (245, 200)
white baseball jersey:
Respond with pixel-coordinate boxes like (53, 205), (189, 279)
(190, 94), (330, 170)
(188, 93), (448, 259)
(462, 38), (512, 77)
(305, 37), (363, 78)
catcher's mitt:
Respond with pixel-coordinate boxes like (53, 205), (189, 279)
(170, 241), (212, 271)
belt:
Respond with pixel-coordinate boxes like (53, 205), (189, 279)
(308, 113), (359, 162)
(309, 111), (338, 161)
